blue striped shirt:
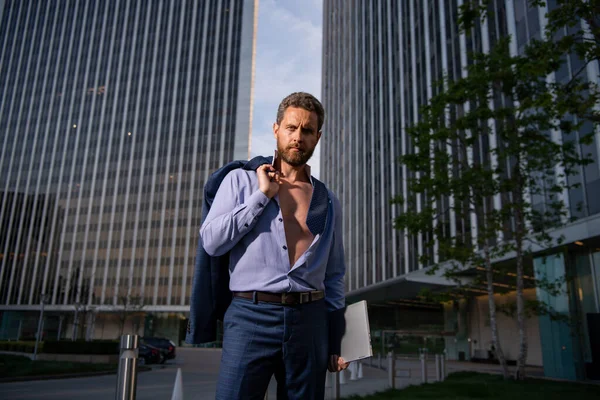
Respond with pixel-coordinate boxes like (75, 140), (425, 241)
(200, 167), (346, 311)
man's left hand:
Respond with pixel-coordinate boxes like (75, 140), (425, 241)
(328, 355), (349, 372)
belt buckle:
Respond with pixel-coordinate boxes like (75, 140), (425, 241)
(281, 293), (288, 304)
(300, 292), (310, 304)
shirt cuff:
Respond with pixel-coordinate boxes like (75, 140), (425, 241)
(237, 189), (270, 226)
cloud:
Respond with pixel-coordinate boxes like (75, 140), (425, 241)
(251, 0), (323, 178)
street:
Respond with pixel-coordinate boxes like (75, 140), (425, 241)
(1, 348), (278, 400)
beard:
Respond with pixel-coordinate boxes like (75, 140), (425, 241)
(277, 143), (315, 167)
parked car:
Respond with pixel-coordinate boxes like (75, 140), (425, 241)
(138, 343), (162, 365)
(141, 337), (176, 363)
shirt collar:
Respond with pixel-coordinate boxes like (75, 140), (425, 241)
(304, 164), (314, 186)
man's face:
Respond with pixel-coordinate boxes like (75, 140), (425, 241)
(273, 107), (322, 167)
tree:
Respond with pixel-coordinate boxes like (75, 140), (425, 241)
(394, 0), (598, 380)
(116, 290), (145, 337)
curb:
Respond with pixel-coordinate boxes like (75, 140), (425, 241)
(0, 366), (152, 383)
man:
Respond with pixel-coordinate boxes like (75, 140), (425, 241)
(200, 92), (347, 399)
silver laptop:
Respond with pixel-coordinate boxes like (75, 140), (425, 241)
(340, 300), (373, 362)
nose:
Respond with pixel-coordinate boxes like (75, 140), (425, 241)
(291, 127), (303, 142)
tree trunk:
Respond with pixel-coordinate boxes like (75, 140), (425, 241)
(484, 243), (510, 379)
(119, 315), (126, 337)
(514, 174), (528, 380)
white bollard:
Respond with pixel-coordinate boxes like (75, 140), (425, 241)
(420, 353), (427, 383)
(339, 368), (347, 385)
(387, 351), (396, 389)
(440, 355), (446, 381)
(350, 362), (358, 380)
(171, 368), (183, 400)
(332, 372), (340, 399)
(358, 362), (364, 379)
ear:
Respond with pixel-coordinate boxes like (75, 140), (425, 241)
(273, 122), (279, 139)
(316, 130), (322, 142)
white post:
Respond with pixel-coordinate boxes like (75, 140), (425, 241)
(86, 308), (97, 341)
(331, 371), (340, 399)
(339, 368), (347, 385)
(420, 352), (427, 383)
(441, 353), (446, 381)
(350, 362), (358, 380)
(387, 351), (395, 389)
(358, 362), (364, 379)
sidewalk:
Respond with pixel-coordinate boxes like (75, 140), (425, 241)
(325, 364), (389, 399)
(321, 355), (547, 399)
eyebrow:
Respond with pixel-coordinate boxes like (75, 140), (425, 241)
(286, 123), (317, 132)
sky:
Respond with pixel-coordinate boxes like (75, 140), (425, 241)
(250, 0), (323, 178)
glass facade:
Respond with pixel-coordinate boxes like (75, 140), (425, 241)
(321, 0), (600, 295)
(0, 0), (257, 312)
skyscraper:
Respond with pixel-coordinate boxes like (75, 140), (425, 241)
(321, 0), (600, 380)
(0, 0), (258, 340)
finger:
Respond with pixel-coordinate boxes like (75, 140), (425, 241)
(337, 357), (348, 371)
(259, 164), (274, 173)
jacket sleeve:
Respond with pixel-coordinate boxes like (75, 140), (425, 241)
(200, 170), (270, 256)
(324, 195), (347, 355)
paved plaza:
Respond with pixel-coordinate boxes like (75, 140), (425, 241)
(0, 348), (387, 400)
(0, 348), (545, 399)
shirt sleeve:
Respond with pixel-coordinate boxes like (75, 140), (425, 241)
(200, 170), (270, 257)
(323, 195), (346, 311)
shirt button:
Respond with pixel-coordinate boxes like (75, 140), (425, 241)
(244, 223), (248, 227)
(258, 203), (264, 207)
(279, 218), (283, 222)
(283, 245), (287, 250)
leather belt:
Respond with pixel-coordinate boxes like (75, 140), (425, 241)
(233, 290), (325, 305)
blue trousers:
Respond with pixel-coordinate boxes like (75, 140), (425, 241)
(215, 297), (329, 400)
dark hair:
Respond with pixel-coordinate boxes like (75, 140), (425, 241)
(276, 92), (325, 131)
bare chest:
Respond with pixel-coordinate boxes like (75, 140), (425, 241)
(278, 181), (314, 266)
(279, 182), (313, 221)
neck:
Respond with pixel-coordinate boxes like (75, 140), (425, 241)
(276, 159), (309, 183)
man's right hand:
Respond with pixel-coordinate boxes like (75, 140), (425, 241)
(328, 355), (349, 372)
(257, 164), (280, 198)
